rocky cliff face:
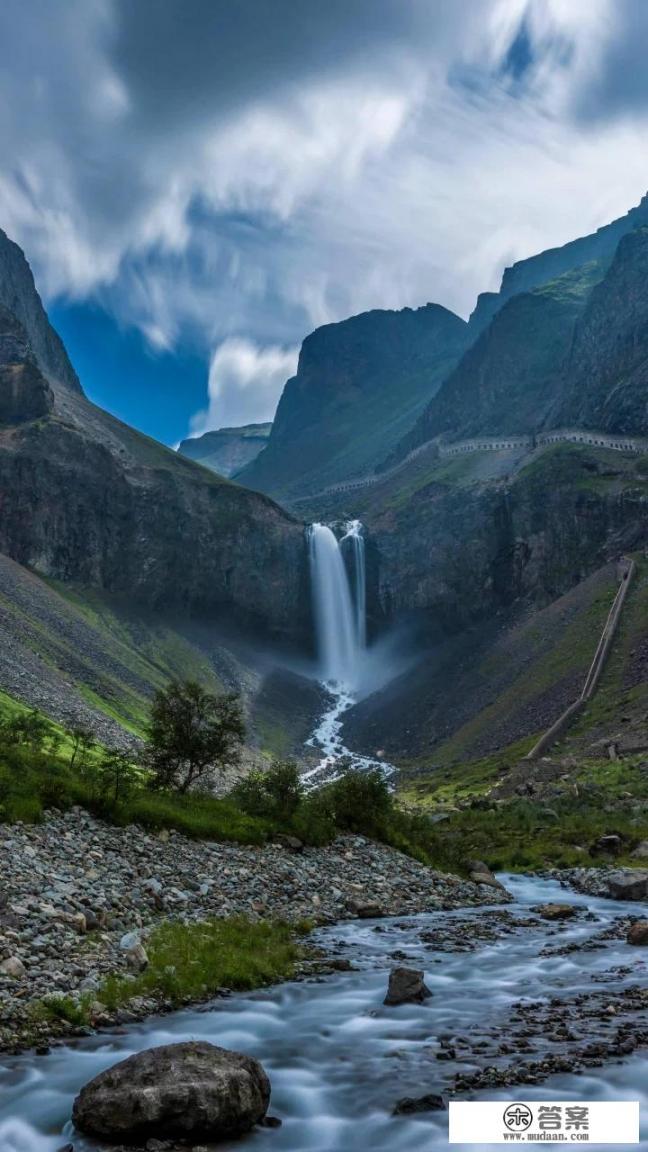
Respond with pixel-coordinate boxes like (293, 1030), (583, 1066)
(0, 306), (53, 423)
(0, 238), (306, 639)
(558, 227), (648, 434)
(0, 229), (81, 393)
(178, 423), (271, 478)
(239, 304), (469, 501)
(398, 272), (587, 451)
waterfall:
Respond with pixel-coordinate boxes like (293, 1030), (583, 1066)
(306, 519), (395, 784)
(307, 523), (360, 689)
(342, 519), (366, 650)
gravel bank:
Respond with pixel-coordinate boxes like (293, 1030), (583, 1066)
(0, 809), (504, 1052)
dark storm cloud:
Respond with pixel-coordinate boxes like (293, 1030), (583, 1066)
(1, 0), (648, 435)
(111, 0), (427, 123)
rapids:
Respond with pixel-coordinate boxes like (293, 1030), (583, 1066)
(1, 874), (647, 1150)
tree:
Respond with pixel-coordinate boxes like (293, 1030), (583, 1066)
(96, 749), (137, 806)
(146, 680), (245, 794)
(2, 709), (52, 750)
(69, 726), (95, 772)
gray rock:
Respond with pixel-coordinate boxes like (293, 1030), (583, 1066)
(125, 943), (149, 971)
(393, 1092), (446, 1114)
(608, 871), (648, 901)
(0, 956), (26, 978)
(72, 1041), (270, 1141)
(384, 966), (432, 1006)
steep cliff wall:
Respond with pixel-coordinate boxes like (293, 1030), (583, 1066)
(239, 303), (470, 500)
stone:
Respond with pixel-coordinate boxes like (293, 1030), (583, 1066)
(533, 904), (577, 921)
(125, 942), (149, 971)
(592, 835), (623, 857)
(274, 834), (304, 854)
(384, 967), (432, 1006)
(348, 901), (387, 919)
(608, 871), (648, 901)
(632, 841), (648, 859)
(0, 956), (26, 978)
(72, 1041), (270, 1142)
(466, 860), (509, 891)
(627, 921), (648, 946)
(393, 1092), (446, 1114)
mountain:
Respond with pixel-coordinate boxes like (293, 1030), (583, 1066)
(0, 228), (81, 393)
(0, 233), (306, 640)
(469, 192), (648, 333)
(557, 227), (648, 434)
(238, 303), (470, 502)
(178, 423), (271, 478)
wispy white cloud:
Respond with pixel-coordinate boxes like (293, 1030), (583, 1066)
(190, 339), (298, 434)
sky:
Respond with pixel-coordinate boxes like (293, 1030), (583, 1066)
(2, 1), (648, 446)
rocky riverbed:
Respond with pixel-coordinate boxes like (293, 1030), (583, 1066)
(0, 809), (501, 1052)
(2, 872), (648, 1151)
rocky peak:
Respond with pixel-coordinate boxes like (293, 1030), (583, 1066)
(0, 228), (81, 393)
(469, 192), (648, 334)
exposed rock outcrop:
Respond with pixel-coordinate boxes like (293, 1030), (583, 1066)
(0, 307), (53, 423)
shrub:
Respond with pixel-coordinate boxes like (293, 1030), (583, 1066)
(232, 761), (302, 822)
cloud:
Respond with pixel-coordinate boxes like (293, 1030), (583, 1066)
(190, 338), (298, 434)
(1, 0), (648, 436)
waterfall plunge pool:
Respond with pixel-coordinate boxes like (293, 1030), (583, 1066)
(2, 874), (647, 1151)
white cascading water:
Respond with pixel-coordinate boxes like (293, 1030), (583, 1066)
(307, 523), (359, 689)
(305, 520), (393, 785)
(342, 519), (366, 650)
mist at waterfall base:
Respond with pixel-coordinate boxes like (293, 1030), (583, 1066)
(304, 521), (405, 784)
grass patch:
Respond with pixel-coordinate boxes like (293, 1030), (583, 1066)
(100, 917), (302, 1010)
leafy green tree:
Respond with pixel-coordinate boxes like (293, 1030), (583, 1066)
(2, 709), (52, 750)
(146, 680), (245, 794)
(69, 726), (95, 772)
(96, 749), (137, 806)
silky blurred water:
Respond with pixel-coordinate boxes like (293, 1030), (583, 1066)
(0, 873), (646, 1151)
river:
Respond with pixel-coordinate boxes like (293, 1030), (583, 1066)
(1, 874), (647, 1150)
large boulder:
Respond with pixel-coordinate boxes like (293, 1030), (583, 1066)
(608, 871), (648, 901)
(72, 1041), (271, 1142)
(384, 967), (432, 1006)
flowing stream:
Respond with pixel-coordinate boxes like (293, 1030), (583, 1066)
(305, 521), (394, 785)
(2, 874), (647, 1151)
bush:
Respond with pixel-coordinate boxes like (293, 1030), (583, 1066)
(322, 768), (392, 837)
(232, 761), (302, 822)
